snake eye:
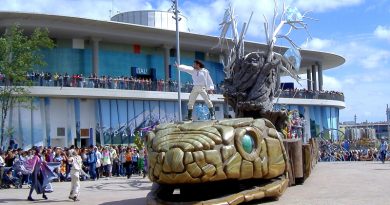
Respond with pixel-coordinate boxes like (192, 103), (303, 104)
(234, 127), (262, 162)
(242, 134), (255, 154)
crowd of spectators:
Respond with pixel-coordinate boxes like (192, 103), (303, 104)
(0, 144), (147, 189)
(19, 71), (223, 94)
(318, 139), (384, 162)
(279, 88), (344, 101)
(0, 71), (344, 100)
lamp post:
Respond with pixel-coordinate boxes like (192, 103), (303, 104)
(172, 0), (182, 121)
(387, 104), (390, 138)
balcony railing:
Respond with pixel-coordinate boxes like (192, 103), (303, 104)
(277, 89), (345, 102)
(0, 77), (344, 101)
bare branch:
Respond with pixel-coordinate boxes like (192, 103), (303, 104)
(284, 26), (294, 37)
(263, 14), (270, 44)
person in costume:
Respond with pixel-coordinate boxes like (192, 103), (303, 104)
(26, 147), (48, 201)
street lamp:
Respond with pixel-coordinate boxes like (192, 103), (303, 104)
(171, 0), (182, 121)
(387, 104), (390, 138)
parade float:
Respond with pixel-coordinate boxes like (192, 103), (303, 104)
(146, 2), (319, 204)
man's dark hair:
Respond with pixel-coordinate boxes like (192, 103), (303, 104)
(194, 60), (205, 68)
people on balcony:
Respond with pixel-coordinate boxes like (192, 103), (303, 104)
(2, 71), (343, 100)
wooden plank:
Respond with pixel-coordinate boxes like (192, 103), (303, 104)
(283, 140), (295, 186)
(302, 144), (312, 180)
(283, 139), (303, 185)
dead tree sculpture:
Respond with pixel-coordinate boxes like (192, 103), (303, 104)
(217, 2), (313, 129)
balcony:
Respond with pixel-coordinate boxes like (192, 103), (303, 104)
(1, 76), (344, 107)
(278, 89), (344, 102)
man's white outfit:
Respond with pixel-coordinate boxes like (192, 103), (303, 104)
(178, 64), (215, 120)
(68, 153), (82, 200)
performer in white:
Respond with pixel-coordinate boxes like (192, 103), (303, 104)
(175, 60), (215, 120)
(66, 149), (82, 201)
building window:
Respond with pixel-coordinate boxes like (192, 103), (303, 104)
(215, 106), (220, 111)
(80, 129), (90, 137)
(57, 128), (65, 136)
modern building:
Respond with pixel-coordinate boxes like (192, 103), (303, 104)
(340, 105), (390, 139)
(0, 11), (345, 149)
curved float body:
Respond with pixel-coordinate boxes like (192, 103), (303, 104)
(146, 118), (289, 204)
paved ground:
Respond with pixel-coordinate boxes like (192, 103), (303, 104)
(0, 175), (151, 205)
(261, 161), (390, 205)
(0, 161), (389, 205)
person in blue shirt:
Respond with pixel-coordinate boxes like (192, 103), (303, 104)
(87, 145), (97, 180)
(379, 137), (388, 163)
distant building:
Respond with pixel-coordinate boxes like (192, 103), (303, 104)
(340, 105), (390, 139)
(340, 122), (388, 139)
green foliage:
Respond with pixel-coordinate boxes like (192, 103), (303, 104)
(0, 25), (54, 84)
(134, 131), (145, 150)
(0, 24), (54, 146)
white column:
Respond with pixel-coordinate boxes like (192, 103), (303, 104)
(163, 45), (171, 81)
(317, 62), (323, 91)
(307, 68), (312, 90)
(311, 64), (317, 91)
(91, 38), (101, 75)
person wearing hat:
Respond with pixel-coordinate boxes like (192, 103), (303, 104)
(175, 60), (216, 120)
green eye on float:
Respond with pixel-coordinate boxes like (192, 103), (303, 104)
(242, 134), (255, 153)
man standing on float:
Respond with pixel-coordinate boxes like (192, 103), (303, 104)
(175, 60), (215, 120)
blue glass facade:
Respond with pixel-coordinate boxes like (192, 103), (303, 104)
(4, 97), (340, 150)
(39, 40), (225, 86)
(5, 97), (183, 149)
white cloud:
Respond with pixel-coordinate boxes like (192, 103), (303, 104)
(181, 0), (277, 39)
(343, 78), (356, 85)
(181, 0), (227, 34)
(322, 75), (342, 91)
(361, 50), (390, 69)
(303, 37), (390, 70)
(229, 0), (275, 38)
(295, 0), (364, 12)
(301, 38), (334, 50)
(0, 0), (165, 20)
(374, 25), (390, 41)
(0, 0), (366, 42)
(300, 34), (390, 122)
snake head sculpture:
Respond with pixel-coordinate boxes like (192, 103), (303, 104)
(146, 118), (289, 204)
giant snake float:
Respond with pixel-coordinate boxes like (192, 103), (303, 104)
(146, 3), (312, 204)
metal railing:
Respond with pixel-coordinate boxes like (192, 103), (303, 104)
(278, 89), (344, 101)
(0, 76), (344, 101)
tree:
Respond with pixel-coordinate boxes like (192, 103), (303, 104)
(0, 25), (54, 147)
(133, 131), (145, 151)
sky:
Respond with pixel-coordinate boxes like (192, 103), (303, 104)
(1, 0), (389, 123)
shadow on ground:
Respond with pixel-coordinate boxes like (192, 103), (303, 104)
(99, 197), (147, 205)
(85, 179), (152, 191)
(241, 197), (279, 205)
(0, 198), (70, 203)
